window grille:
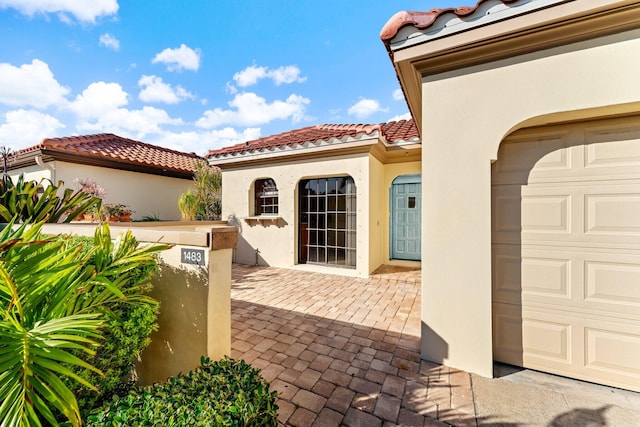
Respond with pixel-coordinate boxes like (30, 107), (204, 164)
(299, 176), (356, 268)
(255, 178), (278, 215)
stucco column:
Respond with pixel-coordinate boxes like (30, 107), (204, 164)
(420, 119), (495, 377)
(206, 226), (238, 359)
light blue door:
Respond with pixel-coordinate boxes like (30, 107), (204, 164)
(390, 174), (421, 261)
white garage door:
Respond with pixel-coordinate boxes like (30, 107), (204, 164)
(492, 116), (640, 392)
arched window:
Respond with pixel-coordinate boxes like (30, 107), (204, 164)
(254, 178), (278, 215)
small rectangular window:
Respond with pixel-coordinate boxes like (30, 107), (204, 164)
(408, 196), (416, 209)
(255, 178), (278, 215)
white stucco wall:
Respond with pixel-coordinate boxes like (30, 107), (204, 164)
(9, 164), (52, 184)
(11, 161), (193, 220)
(419, 29), (640, 377)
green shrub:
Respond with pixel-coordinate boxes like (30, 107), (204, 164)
(193, 161), (222, 221)
(87, 356), (278, 427)
(178, 190), (198, 221)
(178, 161), (222, 221)
(63, 235), (161, 415)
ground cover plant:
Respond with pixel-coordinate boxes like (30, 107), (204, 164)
(86, 356), (278, 427)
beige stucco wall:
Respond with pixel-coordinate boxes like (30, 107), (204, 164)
(139, 245), (209, 384)
(220, 150), (422, 277)
(368, 157), (385, 272)
(138, 244), (233, 385)
(419, 29), (640, 377)
(222, 151), (373, 277)
(12, 161), (193, 220)
(40, 222), (236, 385)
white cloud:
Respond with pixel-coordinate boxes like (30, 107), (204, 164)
(393, 88), (404, 101)
(99, 33), (120, 51)
(347, 98), (387, 119)
(196, 92), (309, 128)
(387, 112), (412, 122)
(150, 127), (262, 155)
(138, 75), (195, 104)
(270, 66), (306, 85)
(233, 64), (306, 87)
(0, 60), (69, 109)
(69, 81), (128, 118)
(0, 0), (119, 23)
(75, 106), (182, 140)
(152, 44), (201, 72)
(68, 81), (182, 140)
(225, 81), (238, 95)
(233, 65), (266, 87)
(0, 109), (65, 150)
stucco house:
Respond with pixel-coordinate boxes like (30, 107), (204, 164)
(381, 0), (640, 392)
(9, 133), (206, 220)
(207, 120), (421, 277)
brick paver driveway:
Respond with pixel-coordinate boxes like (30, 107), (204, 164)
(231, 265), (477, 426)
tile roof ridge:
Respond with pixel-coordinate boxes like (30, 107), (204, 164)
(380, 9), (444, 41)
(314, 123), (381, 134)
(40, 133), (202, 159)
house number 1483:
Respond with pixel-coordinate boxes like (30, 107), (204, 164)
(181, 248), (205, 265)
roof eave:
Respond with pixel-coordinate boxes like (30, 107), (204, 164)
(9, 148), (195, 180)
(209, 137), (380, 169)
(384, 0), (640, 129)
(209, 136), (422, 169)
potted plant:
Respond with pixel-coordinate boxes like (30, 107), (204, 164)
(103, 203), (122, 222)
(73, 177), (106, 221)
(118, 205), (134, 222)
(84, 204), (99, 222)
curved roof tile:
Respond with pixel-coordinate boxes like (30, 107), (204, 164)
(206, 119), (419, 158)
(16, 133), (206, 174)
(380, 0), (520, 42)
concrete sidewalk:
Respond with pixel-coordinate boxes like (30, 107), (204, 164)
(230, 264), (640, 426)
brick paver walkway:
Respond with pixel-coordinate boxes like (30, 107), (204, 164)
(231, 264), (477, 426)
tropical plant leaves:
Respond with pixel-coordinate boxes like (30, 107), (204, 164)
(0, 175), (101, 224)
(0, 220), (169, 427)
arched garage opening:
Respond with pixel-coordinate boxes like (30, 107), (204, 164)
(491, 114), (640, 392)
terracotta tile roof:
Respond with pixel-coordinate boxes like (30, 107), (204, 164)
(381, 119), (419, 142)
(380, 0), (520, 42)
(16, 133), (206, 175)
(206, 119), (419, 158)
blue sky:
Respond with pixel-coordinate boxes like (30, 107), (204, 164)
(0, 0), (450, 155)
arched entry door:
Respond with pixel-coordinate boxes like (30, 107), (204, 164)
(390, 174), (421, 261)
